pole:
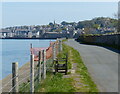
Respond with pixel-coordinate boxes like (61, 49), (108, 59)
(60, 39), (62, 51)
(56, 38), (59, 54)
(30, 54), (34, 93)
(30, 43), (32, 54)
(12, 62), (18, 92)
(38, 51), (41, 82)
(52, 43), (56, 60)
(43, 49), (46, 79)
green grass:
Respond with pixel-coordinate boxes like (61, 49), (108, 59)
(35, 72), (75, 92)
(62, 39), (68, 42)
(19, 81), (30, 92)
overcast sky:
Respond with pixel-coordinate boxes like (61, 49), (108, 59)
(2, 2), (118, 28)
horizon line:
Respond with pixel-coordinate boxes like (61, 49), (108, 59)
(1, 16), (117, 29)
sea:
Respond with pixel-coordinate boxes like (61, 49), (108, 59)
(0, 39), (56, 80)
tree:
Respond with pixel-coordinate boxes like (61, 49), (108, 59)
(93, 24), (100, 29)
(49, 22), (54, 27)
(61, 21), (68, 25)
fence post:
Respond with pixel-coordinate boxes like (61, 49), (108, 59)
(56, 41), (59, 55)
(52, 43), (56, 60)
(30, 54), (34, 93)
(58, 39), (60, 53)
(59, 39), (62, 52)
(43, 49), (46, 79)
(38, 51), (42, 83)
(12, 62), (18, 92)
(30, 43), (32, 49)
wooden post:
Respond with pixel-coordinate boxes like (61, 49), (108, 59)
(30, 54), (34, 93)
(30, 43), (32, 49)
(12, 62), (18, 92)
(56, 38), (59, 54)
(43, 49), (46, 79)
(60, 39), (62, 51)
(58, 40), (60, 52)
(30, 43), (32, 54)
(65, 53), (68, 75)
(58, 39), (62, 52)
(56, 42), (59, 55)
(52, 43), (56, 60)
(55, 60), (58, 74)
(38, 51), (41, 83)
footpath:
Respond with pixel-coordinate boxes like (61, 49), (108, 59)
(65, 39), (118, 92)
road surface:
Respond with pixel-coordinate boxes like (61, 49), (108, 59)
(65, 39), (119, 92)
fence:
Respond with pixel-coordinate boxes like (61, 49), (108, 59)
(1, 38), (63, 93)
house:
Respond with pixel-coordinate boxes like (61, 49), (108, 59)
(28, 31), (33, 38)
(0, 29), (12, 38)
(14, 29), (29, 38)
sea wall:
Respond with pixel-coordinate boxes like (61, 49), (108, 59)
(78, 34), (120, 46)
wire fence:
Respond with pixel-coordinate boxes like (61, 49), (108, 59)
(1, 38), (63, 93)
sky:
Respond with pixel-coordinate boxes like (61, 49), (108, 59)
(1, 0), (120, 2)
(1, 2), (118, 28)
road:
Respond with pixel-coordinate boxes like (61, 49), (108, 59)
(65, 39), (119, 92)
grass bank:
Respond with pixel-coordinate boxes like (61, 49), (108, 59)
(35, 72), (75, 92)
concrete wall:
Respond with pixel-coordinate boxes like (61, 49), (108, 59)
(78, 34), (120, 46)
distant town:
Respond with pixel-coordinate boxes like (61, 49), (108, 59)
(0, 17), (118, 39)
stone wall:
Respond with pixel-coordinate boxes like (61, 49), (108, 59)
(42, 32), (70, 38)
(78, 34), (120, 46)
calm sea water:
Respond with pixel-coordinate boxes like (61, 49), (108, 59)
(0, 39), (55, 80)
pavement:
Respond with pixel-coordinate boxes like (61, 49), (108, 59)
(65, 39), (119, 92)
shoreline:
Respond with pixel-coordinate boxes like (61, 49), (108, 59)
(1, 61), (38, 92)
(0, 38), (59, 39)
(1, 61), (30, 81)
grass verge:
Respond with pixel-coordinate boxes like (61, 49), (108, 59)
(35, 41), (98, 92)
(35, 72), (75, 92)
(69, 45), (98, 92)
(63, 43), (98, 92)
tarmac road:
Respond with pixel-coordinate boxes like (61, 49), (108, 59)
(65, 39), (119, 92)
